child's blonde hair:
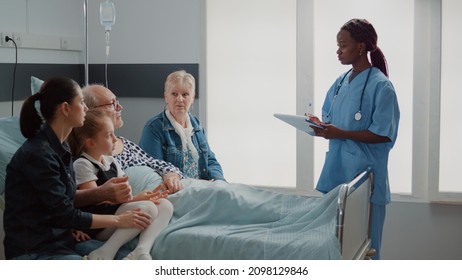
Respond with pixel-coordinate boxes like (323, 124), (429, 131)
(68, 109), (114, 156)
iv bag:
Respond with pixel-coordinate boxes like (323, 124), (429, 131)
(100, 1), (116, 30)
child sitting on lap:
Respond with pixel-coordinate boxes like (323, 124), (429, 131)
(69, 110), (173, 260)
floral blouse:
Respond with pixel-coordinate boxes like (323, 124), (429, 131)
(114, 136), (184, 178)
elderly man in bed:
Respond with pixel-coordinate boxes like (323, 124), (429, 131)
(74, 84), (184, 209)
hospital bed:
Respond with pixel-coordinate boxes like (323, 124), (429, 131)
(0, 115), (373, 260)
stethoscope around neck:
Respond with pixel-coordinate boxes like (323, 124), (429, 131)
(326, 67), (372, 121)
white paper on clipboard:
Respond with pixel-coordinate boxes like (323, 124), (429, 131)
(274, 113), (323, 136)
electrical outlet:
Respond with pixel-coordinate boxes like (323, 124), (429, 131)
(0, 33), (3, 46)
(12, 33), (22, 47)
(60, 37), (68, 50)
(3, 33), (14, 47)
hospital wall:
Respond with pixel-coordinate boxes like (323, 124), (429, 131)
(0, 0), (461, 260)
(0, 0), (201, 137)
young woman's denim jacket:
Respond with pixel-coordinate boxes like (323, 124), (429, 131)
(139, 111), (225, 181)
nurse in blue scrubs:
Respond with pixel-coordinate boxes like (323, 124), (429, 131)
(309, 19), (400, 259)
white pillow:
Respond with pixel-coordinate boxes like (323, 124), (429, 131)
(0, 116), (25, 196)
(124, 166), (163, 195)
(31, 76), (44, 95)
(0, 193), (4, 211)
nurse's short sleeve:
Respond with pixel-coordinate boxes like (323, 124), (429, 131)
(369, 81), (400, 143)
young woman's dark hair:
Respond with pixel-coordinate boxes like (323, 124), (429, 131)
(341, 19), (389, 77)
(20, 77), (80, 138)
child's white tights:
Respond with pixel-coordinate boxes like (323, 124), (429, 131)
(88, 199), (173, 260)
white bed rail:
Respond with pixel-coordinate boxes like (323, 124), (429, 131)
(336, 169), (372, 260)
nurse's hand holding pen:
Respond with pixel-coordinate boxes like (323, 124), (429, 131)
(305, 113), (338, 139)
(311, 124), (340, 139)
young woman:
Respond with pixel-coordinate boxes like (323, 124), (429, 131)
(309, 19), (400, 259)
(3, 77), (152, 260)
(69, 110), (173, 260)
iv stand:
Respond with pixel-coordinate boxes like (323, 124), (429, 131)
(84, 0), (89, 85)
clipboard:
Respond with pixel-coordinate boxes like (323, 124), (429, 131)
(274, 113), (324, 136)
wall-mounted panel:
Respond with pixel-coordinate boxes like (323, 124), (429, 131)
(0, 63), (199, 102)
(88, 63), (199, 98)
(0, 63), (84, 102)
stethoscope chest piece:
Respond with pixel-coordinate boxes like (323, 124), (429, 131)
(353, 67), (372, 122)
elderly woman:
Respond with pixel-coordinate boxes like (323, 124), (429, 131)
(139, 70), (225, 181)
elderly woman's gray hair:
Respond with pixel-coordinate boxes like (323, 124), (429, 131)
(164, 70), (196, 97)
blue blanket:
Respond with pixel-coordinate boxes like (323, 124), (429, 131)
(0, 118), (342, 260)
(130, 179), (342, 260)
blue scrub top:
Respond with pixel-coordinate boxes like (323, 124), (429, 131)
(316, 67), (400, 205)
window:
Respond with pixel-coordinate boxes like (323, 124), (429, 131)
(205, 0), (460, 202)
(438, 0), (462, 198)
(206, 0), (297, 188)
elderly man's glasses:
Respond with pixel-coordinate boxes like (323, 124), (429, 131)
(95, 99), (120, 110)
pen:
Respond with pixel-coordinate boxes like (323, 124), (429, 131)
(306, 101), (313, 117)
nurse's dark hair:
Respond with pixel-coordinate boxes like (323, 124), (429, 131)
(20, 76), (80, 138)
(341, 19), (389, 77)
